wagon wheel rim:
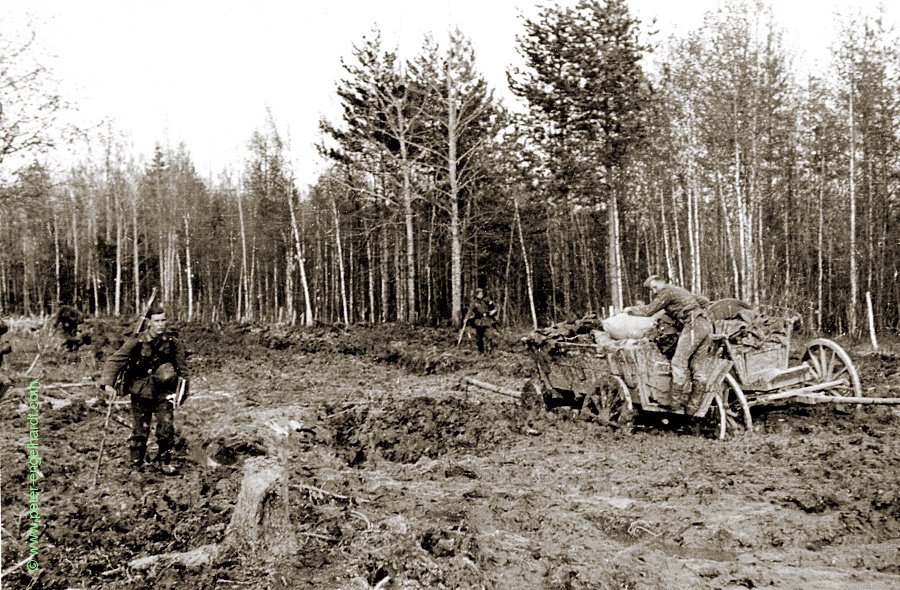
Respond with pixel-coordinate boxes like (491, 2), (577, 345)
(693, 392), (728, 440)
(722, 373), (753, 433)
(802, 338), (862, 398)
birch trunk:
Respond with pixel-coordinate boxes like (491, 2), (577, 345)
(817, 170), (824, 332)
(380, 227), (389, 323)
(735, 145), (749, 301)
(394, 95), (417, 323)
(114, 207), (123, 316)
(331, 196), (349, 325)
(53, 211), (60, 306)
(514, 197), (538, 330)
(184, 215), (193, 321)
(286, 191), (313, 326)
(686, 181), (696, 291)
(447, 67), (463, 328)
(425, 207), (435, 322)
(237, 191), (248, 321)
(719, 178), (740, 299)
(71, 191), (79, 305)
(132, 193), (140, 313)
(367, 231), (375, 323)
(608, 189), (623, 311)
(659, 187), (674, 282)
(848, 78), (858, 336)
(671, 184), (685, 287)
(502, 224), (514, 326)
(284, 246), (294, 325)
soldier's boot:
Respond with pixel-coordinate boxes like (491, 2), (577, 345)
(155, 443), (177, 475)
(682, 384), (702, 416)
(128, 438), (147, 470)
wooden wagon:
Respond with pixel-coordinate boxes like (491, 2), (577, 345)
(525, 300), (891, 439)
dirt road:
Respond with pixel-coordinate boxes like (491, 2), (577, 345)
(1, 324), (897, 589)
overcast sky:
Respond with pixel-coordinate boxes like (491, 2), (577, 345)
(4, 0), (896, 187)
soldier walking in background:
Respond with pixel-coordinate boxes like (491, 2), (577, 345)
(465, 288), (500, 354)
(100, 301), (189, 474)
(0, 319), (11, 399)
(54, 303), (85, 351)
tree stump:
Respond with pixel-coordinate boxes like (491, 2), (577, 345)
(224, 456), (299, 557)
(128, 456), (299, 573)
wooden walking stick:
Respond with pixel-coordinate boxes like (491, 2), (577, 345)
(92, 288), (158, 485)
(92, 386), (116, 486)
(456, 316), (470, 347)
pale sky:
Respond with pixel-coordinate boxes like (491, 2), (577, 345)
(4, 0), (896, 187)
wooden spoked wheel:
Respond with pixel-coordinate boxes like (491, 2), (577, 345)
(520, 378), (546, 410)
(802, 339), (862, 398)
(581, 375), (634, 428)
(722, 373), (753, 434)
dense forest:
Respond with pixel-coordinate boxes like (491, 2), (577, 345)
(1, 0), (898, 334)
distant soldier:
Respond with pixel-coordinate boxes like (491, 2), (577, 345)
(465, 288), (499, 354)
(625, 275), (711, 410)
(53, 304), (84, 351)
(0, 319), (10, 398)
(100, 302), (189, 474)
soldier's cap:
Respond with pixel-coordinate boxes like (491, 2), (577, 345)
(147, 300), (165, 317)
(643, 274), (662, 288)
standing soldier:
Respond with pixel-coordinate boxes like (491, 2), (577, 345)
(0, 319), (10, 399)
(100, 301), (189, 474)
(465, 288), (499, 354)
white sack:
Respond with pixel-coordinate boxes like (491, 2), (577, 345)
(602, 312), (658, 340)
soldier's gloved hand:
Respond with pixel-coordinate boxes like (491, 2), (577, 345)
(103, 385), (117, 398)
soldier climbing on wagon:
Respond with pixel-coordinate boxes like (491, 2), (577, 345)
(625, 275), (712, 413)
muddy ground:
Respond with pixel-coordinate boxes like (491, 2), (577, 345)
(1, 320), (898, 589)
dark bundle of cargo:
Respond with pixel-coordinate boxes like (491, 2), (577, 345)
(522, 312), (604, 354)
(714, 307), (794, 351)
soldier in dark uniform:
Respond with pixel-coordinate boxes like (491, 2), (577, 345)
(54, 304), (84, 351)
(0, 319), (10, 399)
(101, 302), (189, 474)
(0, 319), (9, 364)
(625, 275), (711, 409)
(465, 288), (499, 354)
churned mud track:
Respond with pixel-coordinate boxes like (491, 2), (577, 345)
(1, 325), (898, 589)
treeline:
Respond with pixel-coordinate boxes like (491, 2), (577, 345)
(1, 0), (898, 334)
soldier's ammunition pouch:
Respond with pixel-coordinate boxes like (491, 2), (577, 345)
(154, 362), (178, 390)
(473, 317), (494, 328)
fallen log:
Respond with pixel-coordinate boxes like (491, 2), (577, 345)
(463, 377), (521, 400)
(129, 544), (220, 571)
(0, 555), (34, 580)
